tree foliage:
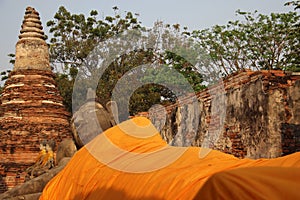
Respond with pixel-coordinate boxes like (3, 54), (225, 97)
(47, 7), (204, 117)
(191, 9), (300, 74)
(47, 6), (142, 72)
(47, 6), (146, 114)
(44, 3), (300, 118)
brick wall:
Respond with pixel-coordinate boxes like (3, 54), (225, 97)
(145, 70), (300, 158)
(0, 7), (73, 194)
(0, 69), (72, 193)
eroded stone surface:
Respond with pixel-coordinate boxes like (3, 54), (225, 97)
(14, 7), (50, 71)
(148, 70), (300, 159)
(0, 7), (72, 193)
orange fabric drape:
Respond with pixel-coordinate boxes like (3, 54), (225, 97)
(194, 166), (300, 200)
(40, 117), (300, 200)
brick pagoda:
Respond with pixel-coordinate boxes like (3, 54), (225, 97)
(0, 7), (72, 193)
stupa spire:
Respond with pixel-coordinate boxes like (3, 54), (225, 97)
(14, 6), (50, 71)
(0, 7), (72, 193)
(19, 7), (46, 41)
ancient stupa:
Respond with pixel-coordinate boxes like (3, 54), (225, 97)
(0, 7), (72, 193)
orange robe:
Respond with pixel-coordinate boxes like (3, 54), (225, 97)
(40, 117), (300, 200)
(194, 166), (300, 200)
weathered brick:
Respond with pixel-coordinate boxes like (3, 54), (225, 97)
(0, 7), (72, 193)
(140, 70), (300, 159)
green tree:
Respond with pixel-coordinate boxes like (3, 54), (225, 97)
(47, 6), (142, 73)
(191, 9), (300, 74)
(0, 54), (15, 82)
(95, 21), (205, 119)
(47, 7), (205, 118)
(54, 71), (76, 113)
(47, 6), (145, 113)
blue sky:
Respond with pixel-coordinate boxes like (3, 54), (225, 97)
(0, 0), (293, 75)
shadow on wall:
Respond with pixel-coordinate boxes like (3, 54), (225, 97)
(281, 123), (300, 156)
(72, 187), (164, 200)
(0, 174), (8, 194)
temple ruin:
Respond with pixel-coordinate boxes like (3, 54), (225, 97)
(0, 7), (72, 193)
(0, 5), (299, 197)
(148, 70), (300, 158)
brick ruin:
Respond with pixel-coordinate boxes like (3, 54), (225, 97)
(0, 7), (72, 193)
(146, 70), (300, 159)
(0, 5), (299, 196)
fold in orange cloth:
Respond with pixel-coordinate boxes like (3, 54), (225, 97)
(40, 117), (300, 200)
(194, 166), (300, 200)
